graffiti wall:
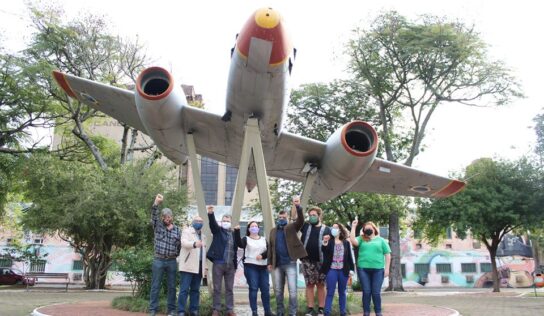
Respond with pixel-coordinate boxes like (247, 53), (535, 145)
(399, 232), (535, 288)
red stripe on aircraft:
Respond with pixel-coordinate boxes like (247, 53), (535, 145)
(236, 12), (291, 65)
(433, 180), (466, 198)
(52, 71), (77, 99)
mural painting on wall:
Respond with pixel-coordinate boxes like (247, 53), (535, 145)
(399, 233), (535, 288)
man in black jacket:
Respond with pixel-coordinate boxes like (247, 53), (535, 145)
(206, 205), (238, 316)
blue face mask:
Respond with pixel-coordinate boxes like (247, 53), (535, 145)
(277, 219), (288, 227)
(192, 222), (203, 230)
(331, 228), (339, 237)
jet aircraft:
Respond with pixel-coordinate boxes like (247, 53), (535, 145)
(53, 7), (465, 204)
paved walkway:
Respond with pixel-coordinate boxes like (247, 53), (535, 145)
(34, 301), (457, 316)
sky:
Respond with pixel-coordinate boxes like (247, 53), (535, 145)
(1, 0), (542, 177)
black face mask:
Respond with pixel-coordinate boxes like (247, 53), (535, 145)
(364, 228), (374, 236)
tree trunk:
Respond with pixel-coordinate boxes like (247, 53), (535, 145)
(490, 248), (500, 292)
(387, 210), (404, 291)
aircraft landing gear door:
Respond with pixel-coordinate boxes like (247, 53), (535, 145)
(186, 132), (213, 294)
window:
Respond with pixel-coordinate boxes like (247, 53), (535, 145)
(436, 263), (452, 273)
(446, 227), (452, 239)
(0, 257), (12, 267)
(401, 263), (406, 278)
(33, 238), (44, 244)
(30, 260), (46, 272)
(461, 263), (477, 273)
(200, 157), (218, 205)
(445, 243), (452, 249)
(379, 226), (389, 239)
(414, 263), (430, 276)
(416, 243), (422, 250)
(480, 263), (492, 273)
(73, 260), (84, 271)
(224, 165), (237, 206)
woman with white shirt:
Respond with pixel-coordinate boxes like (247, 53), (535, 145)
(234, 221), (273, 316)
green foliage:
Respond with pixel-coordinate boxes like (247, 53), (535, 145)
(112, 291), (214, 314)
(347, 11), (522, 165)
(112, 246), (154, 297)
(19, 153), (187, 288)
(534, 111), (544, 165)
(416, 157), (544, 291)
(417, 157), (543, 244)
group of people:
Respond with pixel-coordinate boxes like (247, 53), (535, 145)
(149, 194), (391, 316)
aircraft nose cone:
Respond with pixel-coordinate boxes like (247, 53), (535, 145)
(237, 7), (291, 66)
(254, 7), (280, 29)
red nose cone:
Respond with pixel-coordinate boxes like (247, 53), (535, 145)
(236, 8), (291, 65)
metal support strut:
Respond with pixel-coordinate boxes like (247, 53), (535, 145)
(186, 133), (213, 293)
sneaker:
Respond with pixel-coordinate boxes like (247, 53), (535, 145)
(317, 307), (324, 316)
(305, 307), (315, 316)
(148, 313), (156, 316)
(167, 312), (176, 316)
(252, 312), (258, 316)
(177, 313), (185, 316)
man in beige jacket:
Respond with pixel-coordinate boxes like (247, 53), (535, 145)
(177, 215), (207, 316)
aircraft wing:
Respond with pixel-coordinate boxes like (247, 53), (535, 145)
(53, 71), (147, 133)
(349, 158), (465, 198)
(268, 132), (463, 198)
(267, 131), (326, 182)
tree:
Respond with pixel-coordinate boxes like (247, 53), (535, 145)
(416, 158), (544, 292)
(23, 2), (152, 169)
(0, 51), (61, 154)
(534, 111), (544, 166)
(20, 154), (187, 289)
(345, 12), (522, 291)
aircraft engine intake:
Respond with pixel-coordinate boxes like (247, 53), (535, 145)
(134, 66), (188, 164)
(314, 121), (378, 202)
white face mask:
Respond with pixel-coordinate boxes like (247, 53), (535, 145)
(221, 222), (231, 230)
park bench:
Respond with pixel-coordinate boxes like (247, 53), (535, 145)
(26, 272), (70, 292)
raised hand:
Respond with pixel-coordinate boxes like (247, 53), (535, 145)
(292, 195), (300, 206)
(351, 219), (358, 228)
(207, 205), (214, 214)
(323, 234), (331, 243)
(154, 194), (163, 205)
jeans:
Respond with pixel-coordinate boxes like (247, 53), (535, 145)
(177, 270), (202, 314)
(273, 261), (298, 316)
(212, 263), (236, 312)
(357, 268), (385, 313)
(244, 264), (272, 314)
(149, 258), (177, 313)
(324, 269), (348, 316)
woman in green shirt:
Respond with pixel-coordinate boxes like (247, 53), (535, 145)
(350, 220), (391, 316)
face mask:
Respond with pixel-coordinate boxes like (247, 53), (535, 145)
(309, 215), (319, 225)
(222, 222), (231, 230)
(331, 228), (339, 237)
(249, 227), (260, 235)
(364, 228), (374, 236)
(277, 219), (287, 227)
(192, 222), (203, 230)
